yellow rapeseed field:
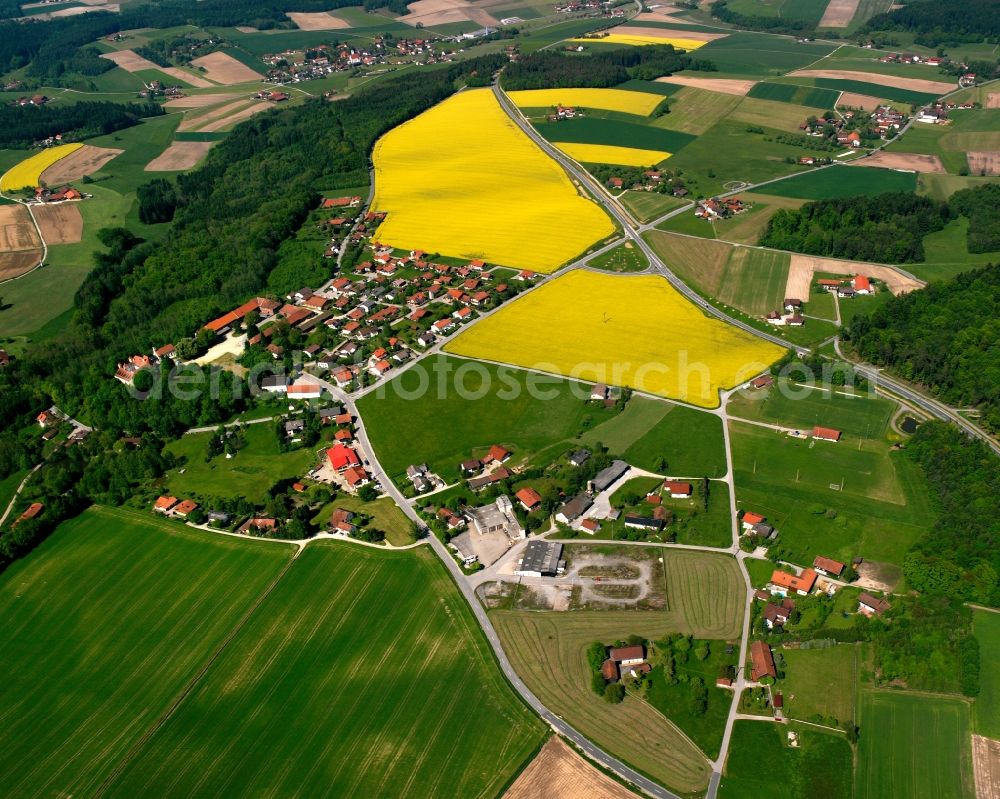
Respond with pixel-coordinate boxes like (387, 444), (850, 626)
(444, 270), (785, 408)
(0, 144), (84, 192)
(555, 142), (671, 167)
(507, 88), (664, 116)
(371, 89), (615, 272)
(572, 34), (709, 49)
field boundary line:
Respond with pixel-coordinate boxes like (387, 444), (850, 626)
(91, 545), (302, 797)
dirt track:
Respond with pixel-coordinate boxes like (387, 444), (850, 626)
(968, 152), (1000, 176)
(818, 0), (860, 27)
(655, 75), (756, 95)
(190, 52), (262, 85)
(974, 736), (1000, 799)
(851, 151), (945, 173)
(145, 141), (215, 171)
(0, 205), (43, 280)
(33, 203), (83, 245)
(288, 11), (351, 29)
(789, 69), (955, 94)
(786, 254), (925, 300)
(38, 145), (122, 184)
(503, 738), (639, 799)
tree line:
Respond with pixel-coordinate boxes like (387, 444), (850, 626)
(0, 100), (163, 149)
(759, 191), (951, 263)
(843, 264), (1000, 432)
(501, 45), (714, 90)
(709, 0), (815, 34)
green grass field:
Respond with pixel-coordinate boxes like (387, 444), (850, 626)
(730, 421), (935, 569)
(720, 720), (854, 799)
(695, 33), (837, 77)
(652, 86), (743, 135)
(535, 117), (697, 154)
(0, 505), (544, 797)
(755, 165), (917, 200)
(787, 76), (941, 105)
(725, 0), (829, 23)
(0, 467), (27, 517)
(85, 113), (183, 194)
(748, 81), (840, 109)
(856, 691), (974, 799)
(106, 539), (544, 798)
(973, 609), (1000, 739)
(619, 190), (689, 222)
(744, 556), (777, 588)
(492, 548), (743, 792)
(163, 423), (316, 503)
(588, 241), (649, 272)
(359, 356), (727, 484)
(714, 247), (789, 315)
(727, 380), (896, 438)
(780, 645), (859, 725)
(0, 506), (297, 797)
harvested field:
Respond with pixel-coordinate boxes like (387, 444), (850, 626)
(0, 205), (43, 280)
(789, 69), (955, 95)
(786, 254), (924, 299)
(33, 203), (83, 245)
(99, 49), (160, 72)
(975, 736), (1000, 799)
(161, 67), (216, 88)
(190, 52), (262, 85)
(852, 151), (945, 173)
(656, 75), (756, 96)
(287, 10), (351, 29)
(503, 737), (639, 799)
(611, 26), (725, 42)
(38, 144), (122, 184)
(988, 94), (1000, 110)
(144, 141), (215, 171)
(164, 93), (241, 108)
(839, 92), (891, 110)
(968, 152), (1000, 177)
(400, 0), (499, 27)
(178, 98), (248, 130)
(819, 0), (860, 27)
(635, 6), (697, 24)
(198, 102), (269, 132)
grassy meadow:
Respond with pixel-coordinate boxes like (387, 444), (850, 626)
(754, 165), (918, 200)
(973, 609), (1000, 739)
(780, 644), (859, 725)
(856, 691), (974, 799)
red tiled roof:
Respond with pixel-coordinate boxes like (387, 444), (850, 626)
(769, 568), (817, 594)
(327, 444), (360, 471)
(813, 556), (845, 575)
(516, 487), (542, 509)
(742, 511), (765, 525)
(812, 425), (841, 441)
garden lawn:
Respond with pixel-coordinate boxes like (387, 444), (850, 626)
(163, 422), (315, 503)
(313, 495), (413, 546)
(720, 720), (853, 799)
(445, 271), (786, 409)
(0, 506), (296, 798)
(780, 644), (859, 726)
(730, 421), (935, 569)
(755, 165), (917, 200)
(856, 690), (974, 799)
(973, 609), (1000, 739)
(107, 540), (545, 798)
(371, 88), (614, 271)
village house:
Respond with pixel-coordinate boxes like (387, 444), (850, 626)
(173, 499), (198, 518)
(556, 493), (593, 525)
(740, 511), (765, 532)
(813, 556), (845, 577)
(327, 444), (361, 472)
(515, 487), (543, 512)
(663, 480), (692, 498)
(750, 375), (774, 390)
(812, 425), (842, 442)
(858, 592), (891, 617)
(154, 496), (178, 513)
(762, 598), (795, 630)
(624, 515), (665, 532)
(750, 640), (776, 681)
(568, 449), (591, 467)
(768, 568), (817, 597)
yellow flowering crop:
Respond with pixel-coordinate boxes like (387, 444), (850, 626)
(445, 270), (785, 408)
(507, 88), (664, 116)
(572, 34), (709, 49)
(371, 89), (615, 272)
(0, 144), (84, 192)
(555, 142), (671, 167)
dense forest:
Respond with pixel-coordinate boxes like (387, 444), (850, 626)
(901, 422), (1000, 607)
(759, 191), (950, 263)
(502, 45), (713, 90)
(0, 1), (20, 20)
(950, 183), (1000, 253)
(864, 0), (1000, 46)
(0, 100), (164, 149)
(0, 0), (405, 78)
(843, 264), (1000, 432)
